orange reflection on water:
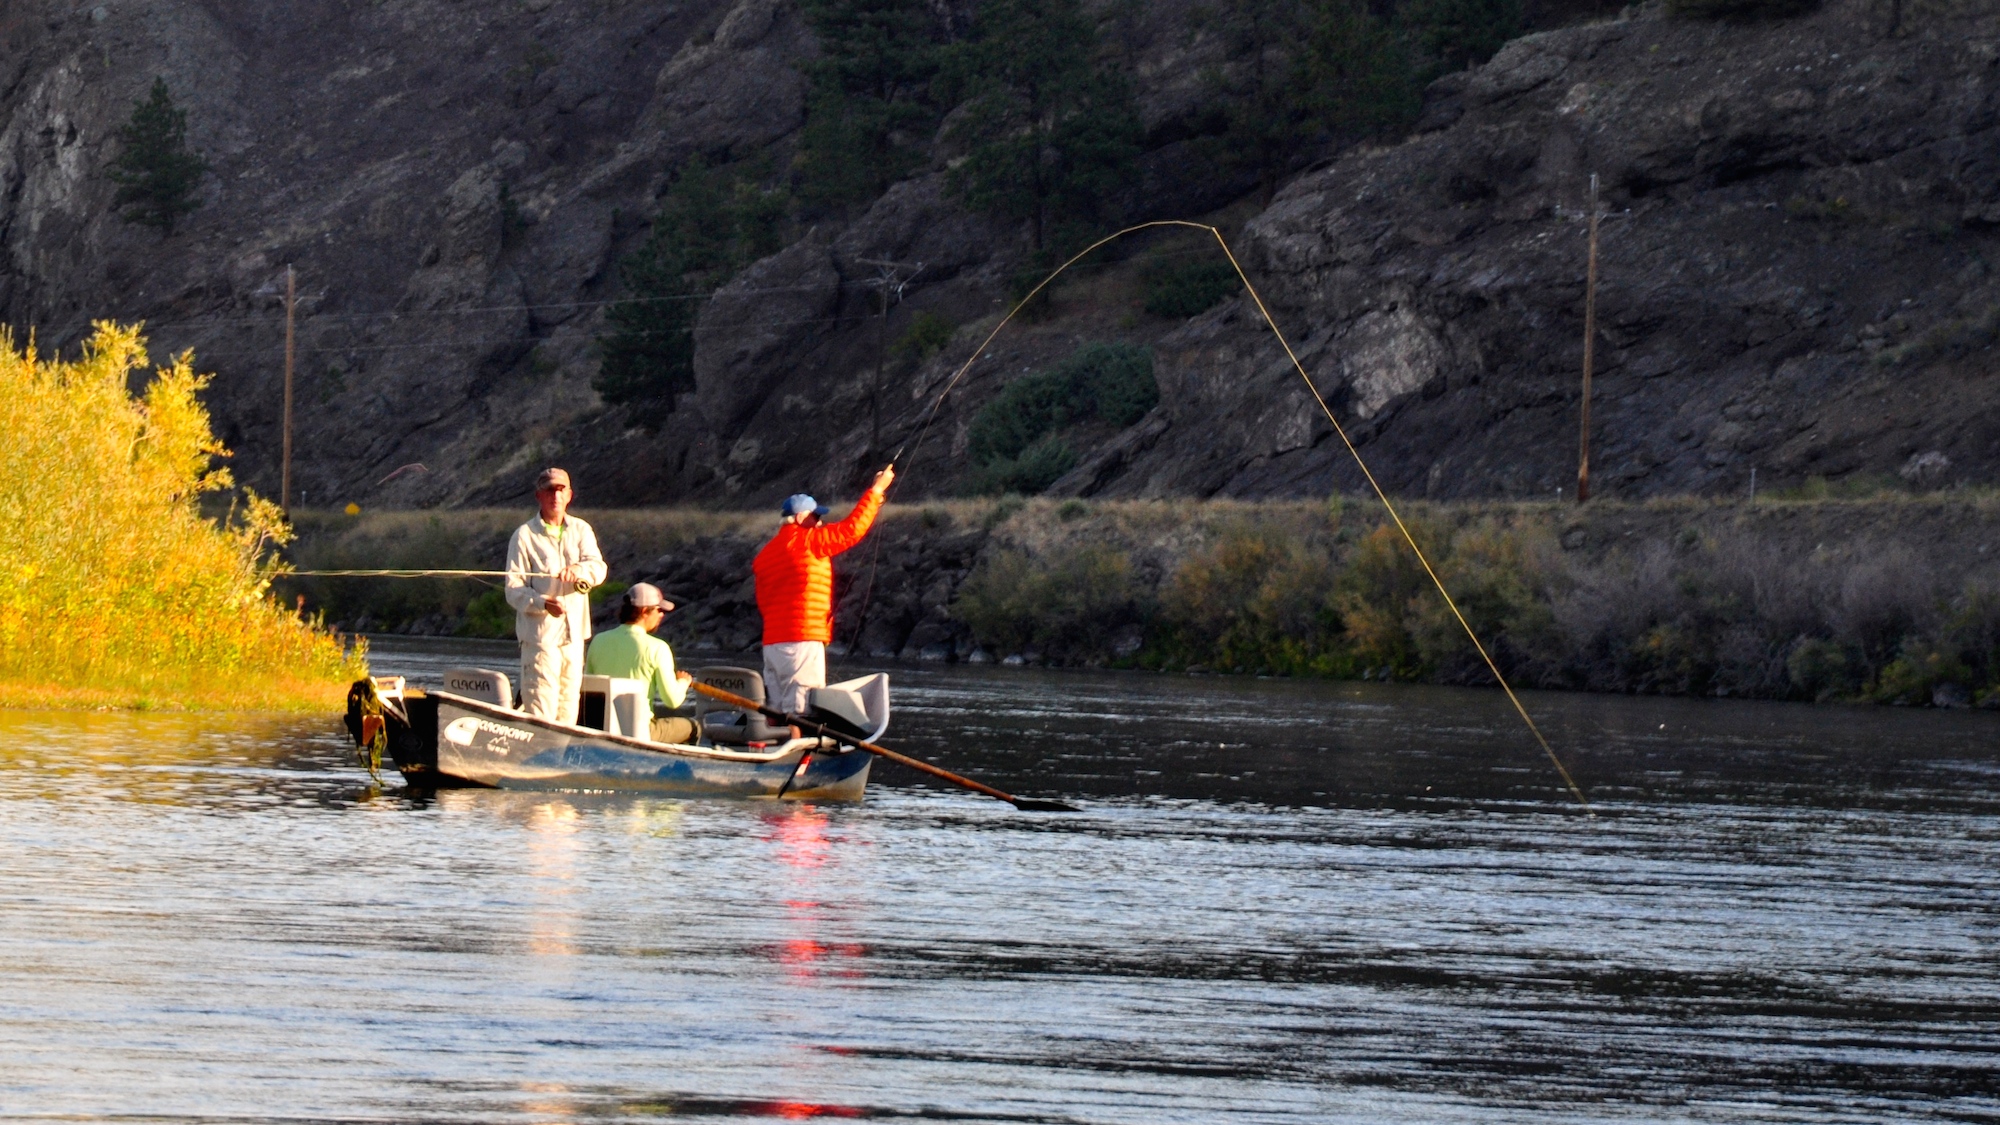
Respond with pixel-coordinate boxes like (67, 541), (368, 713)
(754, 810), (868, 983)
(774, 899), (866, 982)
(765, 805), (831, 869)
(752, 1101), (864, 1119)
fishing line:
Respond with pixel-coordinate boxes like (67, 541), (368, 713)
(281, 569), (559, 579)
(870, 219), (1592, 812)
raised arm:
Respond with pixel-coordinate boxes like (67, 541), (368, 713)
(803, 465), (895, 558)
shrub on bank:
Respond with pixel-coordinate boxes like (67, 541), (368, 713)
(285, 513), (489, 631)
(963, 343), (1158, 495)
(956, 500), (2000, 706)
(461, 589), (515, 638)
(954, 543), (1144, 660)
(1154, 525), (1345, 674)
(0, 323), (361, 709)
(1866, 581), (2000, 706)
(1407, 520), (1564, 684)
(959, 435), (1079, 497)
(1141, 256), (1239, 319)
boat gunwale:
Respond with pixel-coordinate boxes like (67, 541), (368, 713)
(426, 689), (843, 764)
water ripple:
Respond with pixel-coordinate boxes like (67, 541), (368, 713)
(0, 640), (1995, 1122)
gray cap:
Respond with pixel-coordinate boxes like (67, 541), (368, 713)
(624, 582), (666, 608)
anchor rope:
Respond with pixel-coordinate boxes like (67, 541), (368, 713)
(863, 219), (1591, 812)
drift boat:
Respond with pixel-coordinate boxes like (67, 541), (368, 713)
(343, 665), (889, 800)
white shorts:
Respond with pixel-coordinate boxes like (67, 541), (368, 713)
(762, 641), (826, 715)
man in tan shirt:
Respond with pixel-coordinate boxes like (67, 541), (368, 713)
(503, 467), (607, 723)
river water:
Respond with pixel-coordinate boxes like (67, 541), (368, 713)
(1, 636), (1996, 1123)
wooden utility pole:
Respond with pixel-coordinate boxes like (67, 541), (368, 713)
(856, 257), (924, 455)
(1577, 175), (1600, 505)
(281, 264), (296, 515)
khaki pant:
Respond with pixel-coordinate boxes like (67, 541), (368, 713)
(650, 716), (698, 744)
(520, 634), (585, 725)
(762, 641), (826, 715)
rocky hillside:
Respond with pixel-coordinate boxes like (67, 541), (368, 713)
(1126, 0), (2000, 501)
(0, 0), (1993, 510)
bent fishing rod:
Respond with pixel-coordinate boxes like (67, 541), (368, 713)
(689, 681), (1079, 813)
(857, 219), (1593, 814)
(292, 221), (1592, 812)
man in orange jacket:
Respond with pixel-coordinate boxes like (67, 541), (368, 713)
(753, 464), (895, 714)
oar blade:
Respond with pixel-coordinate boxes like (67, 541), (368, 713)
(1008, 797), (1082, 812)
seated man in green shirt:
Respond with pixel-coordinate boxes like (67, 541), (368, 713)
(584, 583), (696, 743)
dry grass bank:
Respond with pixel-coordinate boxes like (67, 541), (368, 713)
(961, 492), (2000, 705)
(288, 492), (2000, 707)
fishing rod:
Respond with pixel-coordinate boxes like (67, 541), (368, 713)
(855, 220), (1593, 814)
(689, 681), (1078, 812)
(282, 223), (1592, 812)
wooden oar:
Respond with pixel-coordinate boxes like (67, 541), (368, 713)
(690, 681), (1079, 812)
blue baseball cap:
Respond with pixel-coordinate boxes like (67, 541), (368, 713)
(781, 494), (831, 518)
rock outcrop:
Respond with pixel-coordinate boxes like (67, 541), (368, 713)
(0, 0), (1995, 510)
(1072, 0), (2000, 499)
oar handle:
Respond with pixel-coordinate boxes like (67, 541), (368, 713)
(690, 680), (1023, 806)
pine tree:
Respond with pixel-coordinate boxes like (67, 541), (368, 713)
(1297, 0), (1419, 139)
(943, 0), (1141, 252)
(1194, 0), (1316, 205)
(795, 0), (944, 208)
(595, 161), (789, 423)
(107, 78), (208, 235)
(1398, 0), (1522, 73)
(594, 238), (702, 426)
(1199, 0), (1417, 204)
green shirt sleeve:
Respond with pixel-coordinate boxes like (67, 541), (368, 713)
(651, 634), (687, 709)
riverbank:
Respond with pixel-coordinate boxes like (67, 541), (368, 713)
(287, 493), (2000, 708)
(0, 675), (358, 713)
(0, 324), (361, 712)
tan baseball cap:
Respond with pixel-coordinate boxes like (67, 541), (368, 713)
(625, 582), (666, 608)
(535, 467), (570, 491)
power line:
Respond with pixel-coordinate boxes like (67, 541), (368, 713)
(173, 312), (895, 363)
(134, 279), (847, 333)
(77, 241), (1212, 339)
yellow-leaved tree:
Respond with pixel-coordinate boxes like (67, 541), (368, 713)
(0, 322), (363, 709)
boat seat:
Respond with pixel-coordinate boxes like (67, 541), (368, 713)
(808, 672), (890, 742)
(580, 675), (647, 738)
(693, 666), (792, 744)
(442, 668), (512, 709)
